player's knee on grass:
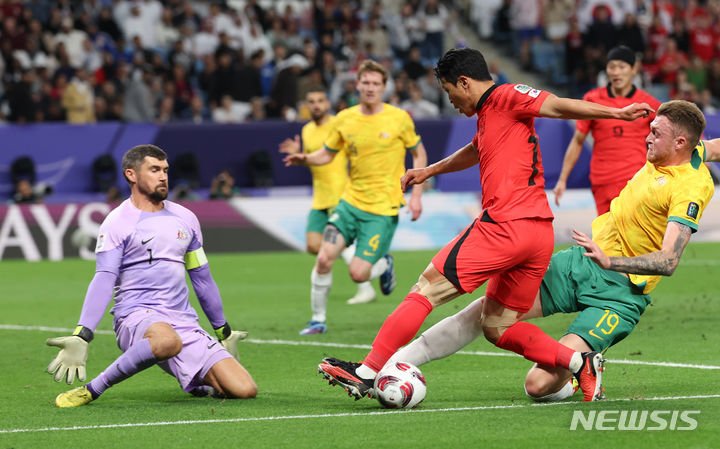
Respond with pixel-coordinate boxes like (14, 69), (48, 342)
(414, 274), (462, 307)
(524, 364), (573, 399)
(145, 323), (183, 360)
(207, 359), (258, 399)
(220, 380), (258, 399)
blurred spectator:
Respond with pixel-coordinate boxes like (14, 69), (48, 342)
(210, 170), (239, 199)
(10, 156), (50, 204)
(585, 5), (617, 53)
(171, 63), (193, 115)
(212, 94), (250, 123)
(156, 96), (176, 123)
(616, 13), (645, 54)
(237, 50), (264, 102)
(401, 81), (439, 119)
(510, 0), (543, 70)
(418, 0), (449, 63)
(13, 179), (42, 203)
(62, 67), (95, 123)
(657, 38), (688, 85)
(403, 46), (426, 81)
(470, 0), (503, 39)
(686, 55), (707, 94)
(358, 16), (390, 60)
(207, 50), (240, 108)
(191, 19), (219, 59)
(689, 14), (714, 63)
(247, 96), (267, 121)
(267, 53), (307, 119)
(542, 0), (572, 45)
(383, 2), (413, 61)
(122, 66), (155, 122)
(97, 7), (122, 42)
(646, 14), (669, 58)
(156, 7), (180, 50)
(54, 17), (88, 69)
(707, 59), (720, 100)
(697, 89), (718, 114)
(243, 17), (273, 58)
(180, 95), (210, 124)
(669, 18), (690, 54)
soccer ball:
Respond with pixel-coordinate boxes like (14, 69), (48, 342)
(374, 361), (426, 409)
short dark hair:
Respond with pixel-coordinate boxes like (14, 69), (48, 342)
(657, 100), (706, 149)
(122, 144), (167, 184)
(434, 48), (492, 85)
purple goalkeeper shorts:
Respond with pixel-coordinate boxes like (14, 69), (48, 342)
(114, 308), (232, 392)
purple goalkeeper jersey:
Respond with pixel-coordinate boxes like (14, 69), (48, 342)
(95, 199), (203, 322)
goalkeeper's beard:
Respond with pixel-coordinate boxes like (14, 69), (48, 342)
(140, 183), (168, 202)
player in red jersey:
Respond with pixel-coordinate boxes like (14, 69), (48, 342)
(553, 46), (662, 215)
(318, 48), (654, 402)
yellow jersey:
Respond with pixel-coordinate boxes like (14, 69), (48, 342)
(301, 116), (349, 210)
(592, 141), (715, 294)
(324, 104), (421, 216)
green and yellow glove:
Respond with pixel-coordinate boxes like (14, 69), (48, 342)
(46, 326), (93, 384)
(214, 323), (248, 361)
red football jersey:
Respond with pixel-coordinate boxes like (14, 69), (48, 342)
(472, 83), (553, 222)
(576, 85), (661, 186)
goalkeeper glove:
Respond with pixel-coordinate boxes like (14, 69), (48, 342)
(46, 326), (93, 384)
(214, 323), (248, 361)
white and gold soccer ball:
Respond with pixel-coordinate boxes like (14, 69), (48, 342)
(374, 361), (426, 409)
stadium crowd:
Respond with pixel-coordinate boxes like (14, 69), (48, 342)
(0, 0), (465, 124)
(468, 0), (720, 112)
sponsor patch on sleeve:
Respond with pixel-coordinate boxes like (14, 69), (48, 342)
(687, 202), (699, 219)
(514, 84), (532, 94)
(95, 233), (105, 252)
(528, 88), (541, 98)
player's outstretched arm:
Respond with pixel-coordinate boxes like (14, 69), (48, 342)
(407, 141), (428, 221)
(279, 135), (301, 155)
(554, 130), (588, 206)
(572, 222), (692, 276)
(402, 142), (477, 191)
(46, 266), (117, 384)
(539, 94), (654, 121)
(187, 257), (247, 361)
(703, 138), (720, 162)
(283, 147), (336, 167)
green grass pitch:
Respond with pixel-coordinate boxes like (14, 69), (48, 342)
(1, 245), (718, 448)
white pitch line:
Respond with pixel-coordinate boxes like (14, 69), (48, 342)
(5, 324), (720, 370)
(2, 394), (719, 435)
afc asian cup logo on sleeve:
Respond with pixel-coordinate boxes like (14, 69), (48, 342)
(514, 84), (542, 98)
(686, 202), (699, 219)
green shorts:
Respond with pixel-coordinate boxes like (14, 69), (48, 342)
(540, 246), (651, 353)
(307, 208), (331, 233)
(328, 199), (398, 264)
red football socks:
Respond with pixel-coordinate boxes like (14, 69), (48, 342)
(495, 321), (575, 369)
(363, 292), (433, 371)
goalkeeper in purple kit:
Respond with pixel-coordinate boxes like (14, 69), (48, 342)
(46, 144), (257, 407)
